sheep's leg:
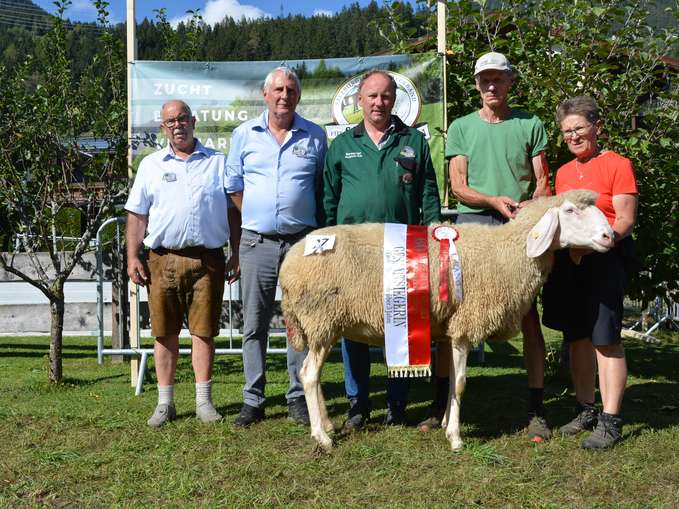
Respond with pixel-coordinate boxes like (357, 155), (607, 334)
(445, 341), (469, 451)
(300, 343), (333, 452)
(317, 380), (334, 434)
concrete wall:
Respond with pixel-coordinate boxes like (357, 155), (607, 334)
(0, 252), (285, 335)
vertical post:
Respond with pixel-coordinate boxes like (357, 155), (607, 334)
(127, 0), (139, 386)
(437, 1), (449, 207)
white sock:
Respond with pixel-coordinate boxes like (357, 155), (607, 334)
(158, 385), (174, 406)
(196, 380), (213, 408)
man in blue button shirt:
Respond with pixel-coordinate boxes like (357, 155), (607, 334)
(226, 67), (327, 427)
(126, 100), (241, 427)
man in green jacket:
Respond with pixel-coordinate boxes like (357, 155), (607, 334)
(323, 70), (441, 429)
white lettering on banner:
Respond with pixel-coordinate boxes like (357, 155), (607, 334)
(154, 137), (229, 150)
(153, 82), (213, 96)
(196, 109), (249, 123)
(325, 124), (357, 140)
(153, 110), (249, 123)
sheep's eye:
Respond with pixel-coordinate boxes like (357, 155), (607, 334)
(565, 207), (575, 214)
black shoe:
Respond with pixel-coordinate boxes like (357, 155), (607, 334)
(234, 403), (265, 428)
(560, 403), (598, 436)
(582, 413), (622, 449)
(384, 402), (407, 426)
(342, 399), (370, 432)
(287, 396), (310, 426)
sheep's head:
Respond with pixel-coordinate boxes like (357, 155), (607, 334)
(526, 190), (614, 258)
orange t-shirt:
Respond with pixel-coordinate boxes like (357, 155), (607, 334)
(555, 151), (638, 225)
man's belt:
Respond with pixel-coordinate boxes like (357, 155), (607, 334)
(152, 246), (222, 258)
(246, 228), (311, 243)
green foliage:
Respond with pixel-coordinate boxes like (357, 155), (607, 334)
(0, 1), (427, 69)
(0, 0), (128, 381)
(380, 0), (679, 304)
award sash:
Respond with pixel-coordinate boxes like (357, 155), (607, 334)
(383, 224), (431, 377)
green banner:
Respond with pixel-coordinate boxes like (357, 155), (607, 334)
(131, 53), (444, 194)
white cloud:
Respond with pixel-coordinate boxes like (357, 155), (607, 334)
(171, 0), (271, 27)
(313, 9), (334, 17)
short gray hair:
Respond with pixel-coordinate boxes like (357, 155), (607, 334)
(263, 66), (301, 94)
(160, 100), (192, 118)
(556, 96), (600, 125)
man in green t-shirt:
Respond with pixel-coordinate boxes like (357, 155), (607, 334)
(419, 52), (553, 442)
(324, 70), (441, 430)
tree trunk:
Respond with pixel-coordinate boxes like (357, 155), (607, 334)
(49, 285), (65, 383)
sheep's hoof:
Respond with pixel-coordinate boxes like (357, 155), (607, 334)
(311, 436), (334, 455)
(450, 441), (464, 452)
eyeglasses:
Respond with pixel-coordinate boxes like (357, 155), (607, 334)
(162, 114), (192, 128)
(561, 124), (592, 139)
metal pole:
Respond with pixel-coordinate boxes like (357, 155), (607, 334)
(96, 217), (125, 364)
(437, 1), (450, 207)
(127, 0), (139, 387)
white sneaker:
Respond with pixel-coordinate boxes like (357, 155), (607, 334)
(147, 404), (176, 428)
(196, 402), (222, 424)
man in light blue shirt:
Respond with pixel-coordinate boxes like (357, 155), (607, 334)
(226, 67), (327, 427)
(126, 99), (241, 428)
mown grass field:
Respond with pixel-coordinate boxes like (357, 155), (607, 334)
(1, 328), (678, 508)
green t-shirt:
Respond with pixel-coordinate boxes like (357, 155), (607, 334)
(445, 110), (548, 214)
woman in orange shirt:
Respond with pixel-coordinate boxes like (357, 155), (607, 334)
(543, 96), (638, 449)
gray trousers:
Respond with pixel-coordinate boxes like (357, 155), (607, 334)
(239, 228), (309, 408)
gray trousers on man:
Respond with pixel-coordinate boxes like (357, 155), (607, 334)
(239, 228), (309, 408)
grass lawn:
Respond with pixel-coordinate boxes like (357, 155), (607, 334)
(1, 328), (678, 508)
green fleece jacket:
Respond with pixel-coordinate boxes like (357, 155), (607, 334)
(323, 116), (441, 226)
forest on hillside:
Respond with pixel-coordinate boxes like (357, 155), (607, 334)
(0, 0), (429, 77)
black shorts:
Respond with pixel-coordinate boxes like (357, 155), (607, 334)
(542, 239), (634, 346)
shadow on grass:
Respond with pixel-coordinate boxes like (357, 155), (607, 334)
(60, 373), (127, 387)
(0, 342), (99, 359)
(626, 341), (679, 383)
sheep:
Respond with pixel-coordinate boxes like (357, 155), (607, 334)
(279, 190), (615, 452)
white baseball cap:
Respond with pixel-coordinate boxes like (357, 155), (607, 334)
(474, 52), (512, 76)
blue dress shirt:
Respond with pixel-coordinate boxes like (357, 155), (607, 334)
(225, 111), (327, 235)
(125, 140), (231, 249)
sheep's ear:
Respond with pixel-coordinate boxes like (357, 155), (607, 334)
(526, 207), (559, 258)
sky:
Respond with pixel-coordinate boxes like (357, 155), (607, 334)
(29, 0), (419, 26)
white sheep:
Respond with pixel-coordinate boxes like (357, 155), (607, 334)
(279, 190), (615, 451)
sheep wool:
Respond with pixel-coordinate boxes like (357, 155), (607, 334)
(279, 189), (614, 452)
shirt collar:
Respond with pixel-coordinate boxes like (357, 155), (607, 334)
(352, 115), (408, 137)
(162, 138), (207, 160)
(254, 110), (308, 133)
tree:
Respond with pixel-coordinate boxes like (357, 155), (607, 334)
(0, 0), (127, 382)
(377, 0), (679, 305)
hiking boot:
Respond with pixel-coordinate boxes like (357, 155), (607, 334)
(147, 403), (176, 428)
(526, 415), (552, 442)
(560, 404), (598, 436)
(384, 402), (407, 426)
(196, 402), (223, 424)
(287, 396), (310, 426)
(234, 403), (265, 428)
(582, 413), (622, 449)
(341, 400), (370, 432)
